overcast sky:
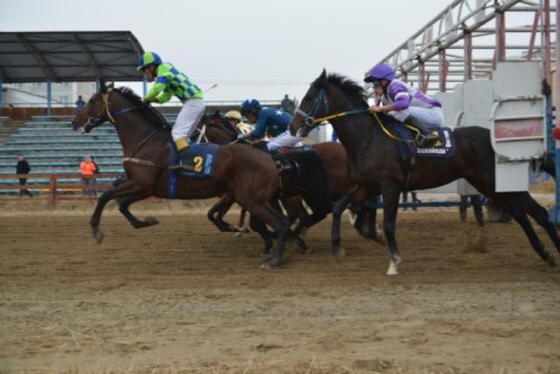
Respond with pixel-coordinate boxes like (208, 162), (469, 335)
(1, 0), (461, 103)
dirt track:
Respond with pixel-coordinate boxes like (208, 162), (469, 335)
(1, 199), (560, 373)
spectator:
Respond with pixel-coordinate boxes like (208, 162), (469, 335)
(280, 94), (296, 115)
(459, 194), (485, 227)
(402, 191), (420, 211)
(80, 155), (97, 197)
(90, 155), (100, 198)
(16, 155), (32, 198)
(75, 95), (86, 113)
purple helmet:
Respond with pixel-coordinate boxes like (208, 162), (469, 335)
(364, 63), (396, 83)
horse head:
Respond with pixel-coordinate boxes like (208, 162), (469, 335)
(72, 79), (115, 133)
(289, 69), (370, 138)
(289, 69), (330, 138)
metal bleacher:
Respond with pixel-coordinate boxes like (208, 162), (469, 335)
(0, 115), (177, 194)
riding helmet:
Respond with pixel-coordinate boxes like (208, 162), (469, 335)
(240, 99), (261, 114)
(137, 52), (162, 71)
(224, 111), (242, 120)
(364, 63), (396, 83)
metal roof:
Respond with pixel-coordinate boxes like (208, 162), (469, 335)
(0, 31), (144, 83)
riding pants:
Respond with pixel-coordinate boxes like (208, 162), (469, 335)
(389, 106), (444, 127)
(267, 130), (303, 152)
(172, 99), (206, 142)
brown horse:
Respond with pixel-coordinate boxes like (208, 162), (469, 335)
(290, 70), (560, 275)
(71, 81), (292, 268)
(199, 111), (384, 244)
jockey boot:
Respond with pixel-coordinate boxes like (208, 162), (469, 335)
(404, 115), (438, 146)
(170, 138), (196, 172)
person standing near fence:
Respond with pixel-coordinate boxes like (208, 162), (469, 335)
(16, 155), (32, 198)
(80, 155), (97, 197)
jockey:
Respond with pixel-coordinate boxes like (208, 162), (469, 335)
(364, 63), (442, 145)
(224, 110), (254, 136)
(238, 98), (302, 152)
(137, 52), (205, 171)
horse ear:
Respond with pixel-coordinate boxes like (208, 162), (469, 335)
(108, 82), (115, 89)
(320, 68), (328, 83)
(213, 109), (220, 118)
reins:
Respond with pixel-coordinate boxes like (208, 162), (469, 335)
(98, 90), (162, 168)
(296, 88), (420, 142)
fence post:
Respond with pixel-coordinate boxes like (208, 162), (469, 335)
(48, 175), (57, 208)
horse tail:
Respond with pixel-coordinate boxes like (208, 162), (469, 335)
(277, 151), (332, 215)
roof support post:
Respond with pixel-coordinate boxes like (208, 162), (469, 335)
(438, 48), (447, 92)
(463, 29), (473, 81)
(46, 78), (52, 117)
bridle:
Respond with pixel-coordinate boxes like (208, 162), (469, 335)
(295, 85), (414, 142)
(82, 88), (137, 132)
(295, 87), (368, 129)
(83, 88), (160, 168)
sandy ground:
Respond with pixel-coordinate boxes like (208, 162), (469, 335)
(1, 197), (560, 373)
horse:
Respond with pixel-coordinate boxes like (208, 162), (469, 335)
(190, 111), (313, 253)
(199, 111), (384, 244)
(289, 69), (560, 275)
(71, 81), (293, 268)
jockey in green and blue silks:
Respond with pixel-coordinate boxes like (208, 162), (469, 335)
(238, 98), (302, 152)
(137, 51), (205, 171)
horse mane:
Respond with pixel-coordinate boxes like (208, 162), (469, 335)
(321, 73), (370, 109)
(115, 87), (172, 131)
(322, 73), (401, 128)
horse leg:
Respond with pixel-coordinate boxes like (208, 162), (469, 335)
(381, 189), (402, 276)
(487, 193), (556, 266)
(89, 180), (149, 243)
(249, 214), (274, 254)
(237, 208), (251, 234)
(471, 195), (485, 228)
(118, 195), (159, 228)
(331, 191), (357, 259)
(207, 194), (242, 233)
(254, 205), (291, 268)
(278, 197), (310, 254)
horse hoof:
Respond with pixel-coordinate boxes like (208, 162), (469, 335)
(145, 216), (159, 225)
(93, 229), (104, 244)
(260, 259), (279, 269)
(333, 249), (346, 262)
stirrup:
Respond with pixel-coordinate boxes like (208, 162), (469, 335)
(169, 163), (195, 171)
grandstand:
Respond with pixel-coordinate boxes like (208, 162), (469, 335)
(0, 115), (126, 194)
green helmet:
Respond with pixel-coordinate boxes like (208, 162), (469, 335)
(137, 52), (162, 71)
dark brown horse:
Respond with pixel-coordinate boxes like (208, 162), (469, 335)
(290, 70), (559, 275)
(71, 81), (292, 268)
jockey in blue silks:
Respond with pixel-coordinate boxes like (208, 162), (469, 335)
(238, 98), (302, 152)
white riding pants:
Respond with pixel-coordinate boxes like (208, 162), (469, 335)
(388, 106), (444, 127)
(267, 130), (303, 152)
(171, 99), (206, 142)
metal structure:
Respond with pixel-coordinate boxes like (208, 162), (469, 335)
(375, 0), (559, 220)
(377, 0), (555, 94)
(0, 31), (144, 114)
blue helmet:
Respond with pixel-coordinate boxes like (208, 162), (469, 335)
(364, 63), (396, 83)
(137, 52), (162, 71)
(240, 98), (261, 114)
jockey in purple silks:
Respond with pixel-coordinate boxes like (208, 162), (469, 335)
(364, 63), (443, 145)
